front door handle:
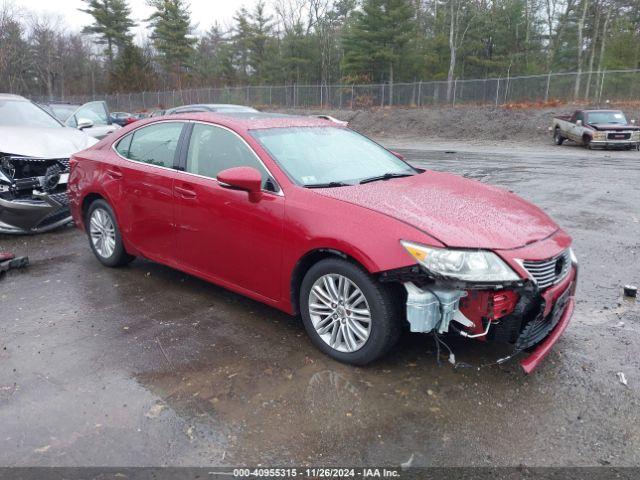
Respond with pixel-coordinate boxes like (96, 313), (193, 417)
(175, 185), (197, 199)
(106, 168), (123, 180)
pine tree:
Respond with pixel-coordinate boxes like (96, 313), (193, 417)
(194, 24), (236, 86)
(80, 0), (135, 70)
(147, 0), (196, 89)
(110, 42), (156, 93)
(248, 1), (273, 84)
(342, 0), (415, 101)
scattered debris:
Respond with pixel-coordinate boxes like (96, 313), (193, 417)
(34, 445), (51, 453)
(145, 403), (165, 418)
(617, 372), (628, 387)
(623, 285), (637, 298)
(400, 453), (415, 468)
(0, 253), (29, 279)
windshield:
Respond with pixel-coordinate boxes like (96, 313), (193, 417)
(50, 104), (77, 122)
(586, 111), (627, 124)
(251, 127), (416, 186)
(0, 99), (62, 128)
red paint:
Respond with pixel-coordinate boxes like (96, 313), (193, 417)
(520, 296), (575, 374)
(315, 171), (559, 250)
(68, 113), (575, 370)
(217, 167), (263, 196)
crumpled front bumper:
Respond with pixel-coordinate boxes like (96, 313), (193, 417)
(520, 296), (575, 373)
(0, 191), (71, 234)
(519, 266), (577, 373)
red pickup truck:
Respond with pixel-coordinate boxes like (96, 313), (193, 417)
(552, 109), (640, 150)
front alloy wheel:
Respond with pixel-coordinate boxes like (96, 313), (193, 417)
(309, 273), (372, 353)
(300, 258), (401, 365)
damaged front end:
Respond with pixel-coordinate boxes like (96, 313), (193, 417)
(380, 246), (577, 373)
(0, 155), (72, 234)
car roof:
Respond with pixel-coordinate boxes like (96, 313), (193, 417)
(581, 109), (624, 113)
(0, 93), (28, 101)
(168, 103), (258, 112)
(152, 111), (337, 131)
(46, 101), (81, 107)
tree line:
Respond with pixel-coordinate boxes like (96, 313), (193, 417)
(1, 0), (640, 102)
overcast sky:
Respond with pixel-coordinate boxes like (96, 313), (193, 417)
(16, 0), (263, 39)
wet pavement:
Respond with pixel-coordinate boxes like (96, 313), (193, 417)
(1, 143), (639, 467)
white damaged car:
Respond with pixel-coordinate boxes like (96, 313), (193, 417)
(0, 94), (98, 234)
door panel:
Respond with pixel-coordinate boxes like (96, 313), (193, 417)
(174, 123), (284, 300)
(113, 122), (185, 263)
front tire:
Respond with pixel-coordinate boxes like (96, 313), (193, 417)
(554, 128), (565, 145)
(86, 199), (134, 267)
(300, 258), (401, 365)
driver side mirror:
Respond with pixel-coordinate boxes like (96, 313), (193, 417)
(217, 167), (263, 201)
(576, 119), (583, 126)
(77, 118), (94, 130)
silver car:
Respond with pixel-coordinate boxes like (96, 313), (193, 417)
(0, 94), (97, 234)
(44, 101), (121, 140)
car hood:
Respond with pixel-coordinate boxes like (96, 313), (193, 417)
(589, 123), (640, 131)
(314, 171), (559, 250)
(0, 126), (97, 158)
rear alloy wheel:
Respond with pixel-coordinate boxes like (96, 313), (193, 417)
(554, 128), (564, 145)
(300, 258), (400, 365)
(86, 199), (134, 267)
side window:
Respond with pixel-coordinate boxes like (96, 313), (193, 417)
(127, 122), (184, 168)
(576, 112), (584, 124)
(115, 133), (133, 157)
(186, 124), (275, 191)
(75, 102), (110, 126)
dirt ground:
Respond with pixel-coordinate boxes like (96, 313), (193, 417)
(278, 103), (640, 144)
(0, 136), (639, 468)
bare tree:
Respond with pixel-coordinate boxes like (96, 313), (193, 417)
(595, 4), (611, 99)
(446, 0), (475, 101)
(545, 0), (576, 72)
(584, 0), (600, 99)
(573, 0), (589, 99)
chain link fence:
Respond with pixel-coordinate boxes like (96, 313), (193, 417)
(38, 69), (640, 112)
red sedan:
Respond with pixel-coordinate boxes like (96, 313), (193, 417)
(68, 113), (577, 372)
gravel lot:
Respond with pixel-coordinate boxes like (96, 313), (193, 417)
(0, 139), (638, 467)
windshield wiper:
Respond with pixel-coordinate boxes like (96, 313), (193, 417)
(359, 172), (415, 184)
(303, 181), (352, 188)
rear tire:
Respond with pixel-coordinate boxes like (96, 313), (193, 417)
(86, 199), (134, 268)
(553, 128), (565, 145)
(299, 258), (401, 365)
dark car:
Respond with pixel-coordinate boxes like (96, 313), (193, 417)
(110, 112), (133, 127)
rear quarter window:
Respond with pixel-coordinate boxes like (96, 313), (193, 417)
(125, 122), (184, 168)
(115, 133), (133, 157)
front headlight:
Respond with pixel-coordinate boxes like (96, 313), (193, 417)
(593, 132), (606, 141)
(401, 241), (520, 282)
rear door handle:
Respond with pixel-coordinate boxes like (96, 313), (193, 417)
(106, 168), (123, 180)
(175, 185), (197, 199)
